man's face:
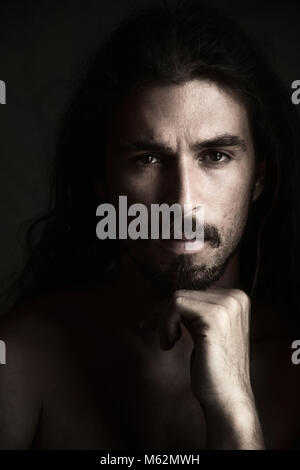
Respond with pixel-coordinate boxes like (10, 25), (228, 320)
(104, 79), (260, 292)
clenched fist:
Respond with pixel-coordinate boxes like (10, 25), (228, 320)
(139, 287), (265, 449)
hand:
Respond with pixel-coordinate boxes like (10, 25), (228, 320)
(139, 287), (265, 449)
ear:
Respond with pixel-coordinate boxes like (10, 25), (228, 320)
(252, 159), (266, 202)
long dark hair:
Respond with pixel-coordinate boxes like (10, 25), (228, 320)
(2, 1), (300, 322)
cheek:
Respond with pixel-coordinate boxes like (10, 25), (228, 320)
(208, 167), (254, 226)
(107, 164), (162, 205)
(221, 179), (253, 209)
(109, 175), (153, 205)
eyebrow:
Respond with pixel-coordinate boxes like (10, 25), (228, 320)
(119, 133), (247, 155)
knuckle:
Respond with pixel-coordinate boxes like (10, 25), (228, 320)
(212, 303), (227, 315)
(227, 295), (240, 313)
(239, 292), (251, 311)
(212, 304), (229, 326)
(228, 289), (251, 312)
(172, 291), (184, 308)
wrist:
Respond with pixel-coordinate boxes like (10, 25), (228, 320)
(202, 396), (265, 449)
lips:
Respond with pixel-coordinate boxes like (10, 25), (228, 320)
(160, 234), (206, 242)
(167, 235), (198, 241)
(160, 231), (204, 241)
(155, 237), (205, 254)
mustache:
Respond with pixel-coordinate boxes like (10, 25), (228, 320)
(159, 216), (221, 248)
(203, 224), (221, 247)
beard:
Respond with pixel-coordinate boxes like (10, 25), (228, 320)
(131, 246), (238, 294)
(120, 220), (241, 294)
(138, 253), (228, 292)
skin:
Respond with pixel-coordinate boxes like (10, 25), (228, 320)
(104, 80), (261, 293)
(1, 79), (300, 450)
(105, 79), (264, 448)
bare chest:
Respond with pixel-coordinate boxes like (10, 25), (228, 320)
(35, 324), (300, 450)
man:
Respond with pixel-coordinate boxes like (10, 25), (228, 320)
(1, 2), (300, 450)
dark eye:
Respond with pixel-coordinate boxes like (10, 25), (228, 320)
(136, 154), (160, 165)
(204, 151), (231, 165)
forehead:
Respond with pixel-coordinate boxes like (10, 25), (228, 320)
(108, 79), (252, 146)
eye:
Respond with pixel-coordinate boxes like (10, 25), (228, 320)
(135, 154), (160, 165)
(202, 151), (232, 165)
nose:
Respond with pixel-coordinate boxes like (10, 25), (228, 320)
(163, 154), (202, 209)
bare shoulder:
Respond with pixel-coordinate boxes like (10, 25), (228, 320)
(0, 285), (104, 449)
(0, 286), (90, 366)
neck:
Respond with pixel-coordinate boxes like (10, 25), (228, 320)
(109, 248), (242, 327)
(96, 250), (289, 350)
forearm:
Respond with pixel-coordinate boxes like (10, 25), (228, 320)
(202, 397), (265, 450)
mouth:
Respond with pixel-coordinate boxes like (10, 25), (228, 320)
(155, 237), (206, 254)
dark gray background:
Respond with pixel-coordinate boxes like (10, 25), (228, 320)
(0, 0), (299, 296)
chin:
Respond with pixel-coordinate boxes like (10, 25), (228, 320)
(138, 253), (228, 293)
(122, 238), (235, 292)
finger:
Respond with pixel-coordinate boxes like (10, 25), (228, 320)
(158, 296), (210, 348)
(174, 288), (249, 318)
(160, 321), (182, 350)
